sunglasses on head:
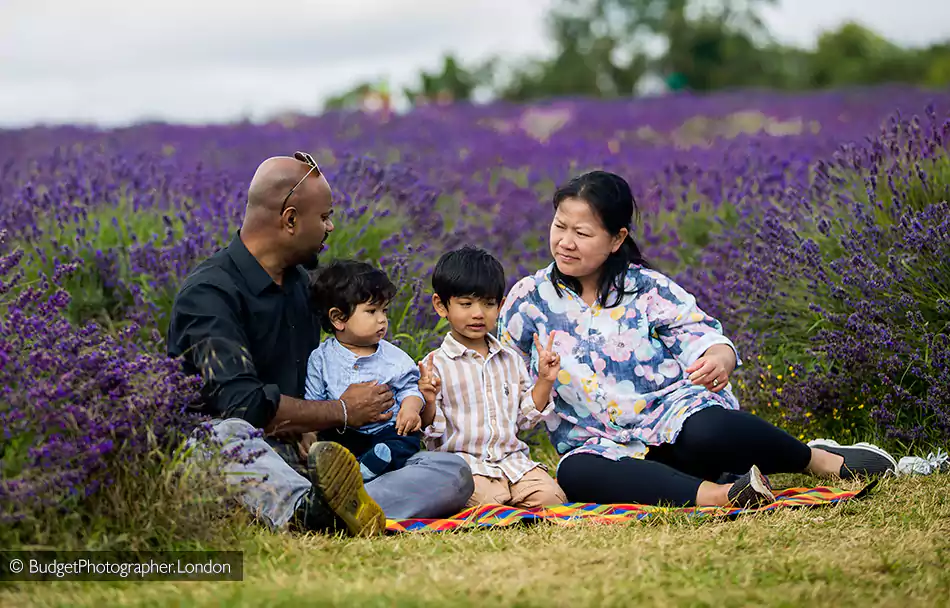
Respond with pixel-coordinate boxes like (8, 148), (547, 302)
(280, 151), (321, 214)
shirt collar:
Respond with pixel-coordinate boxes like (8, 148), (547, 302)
(226, 230), (297, 296)
(440, 331), (504, 360)
(328, 337), (381, 361)
(545, 261), (638, 304)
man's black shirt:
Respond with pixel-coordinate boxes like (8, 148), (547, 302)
(167, 231), (322, 428)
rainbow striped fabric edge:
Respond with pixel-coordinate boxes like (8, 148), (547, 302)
(385, 482), (878, 533)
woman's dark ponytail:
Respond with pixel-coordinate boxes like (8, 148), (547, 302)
(622, 233), (647, 266)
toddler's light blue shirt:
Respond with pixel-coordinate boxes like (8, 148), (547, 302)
(304, 337), (423, 434)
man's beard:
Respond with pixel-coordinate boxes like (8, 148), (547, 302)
(300, 239), (326, 271)
(301, 251), (321, 271)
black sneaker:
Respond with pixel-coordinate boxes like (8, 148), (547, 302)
(715, 472), (743, 485)
(727, 465), (776, 508)
(291, 441), (386, 537)
(807, 439), (898, 479)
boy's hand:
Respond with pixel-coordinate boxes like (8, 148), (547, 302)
(395, 406), (422, 436)
(417, 355), (441, 406)
(533, 332), (561, 382)
(296, 431), (318, 461)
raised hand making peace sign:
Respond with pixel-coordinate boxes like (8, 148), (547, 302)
(417, 354), (442, 407)
(533, 332), (562, 382)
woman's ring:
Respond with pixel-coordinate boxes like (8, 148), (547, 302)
(712, 378), (719, 387)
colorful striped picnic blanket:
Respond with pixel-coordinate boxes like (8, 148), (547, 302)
(385, 481), (877, 533)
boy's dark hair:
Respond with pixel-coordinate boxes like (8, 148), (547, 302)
(432, 246), (506, 305)
(310, 259), (397, 334)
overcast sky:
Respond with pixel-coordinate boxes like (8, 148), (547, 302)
(2, 0), (949, 128)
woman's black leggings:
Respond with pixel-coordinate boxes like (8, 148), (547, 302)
(557, 406), (813, 507)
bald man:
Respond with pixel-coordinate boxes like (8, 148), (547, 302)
(168, 153), (474, 537)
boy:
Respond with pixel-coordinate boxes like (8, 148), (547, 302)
(417, 246), (567, 509)
(305, 260), (431, 482)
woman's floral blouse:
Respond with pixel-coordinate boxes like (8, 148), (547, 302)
(499, 262), (742, 468)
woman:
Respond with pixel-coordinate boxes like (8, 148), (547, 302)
(498, 170), (897, 508)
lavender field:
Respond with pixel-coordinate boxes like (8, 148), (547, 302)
(1, 84), (949, 549)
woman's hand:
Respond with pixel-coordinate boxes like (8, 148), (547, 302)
(686, 344), (736, 393)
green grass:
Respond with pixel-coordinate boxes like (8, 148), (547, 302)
(3, 473), (948, 607)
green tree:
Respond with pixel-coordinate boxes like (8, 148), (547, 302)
(402, 54), (494, 105)
(807, 22), (925, 88)
(664, 16), (794, 91)
(921, 43), (950, 87)
(319, 1), (950, 111)
(323, 82), (377, 111)
(494, 0), (779, 100)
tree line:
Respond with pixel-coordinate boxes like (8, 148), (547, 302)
(324, 0), (950, 110)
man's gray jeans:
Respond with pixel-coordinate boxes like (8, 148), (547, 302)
(188, 418), (474, 530)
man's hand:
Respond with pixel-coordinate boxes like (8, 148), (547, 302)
(395, 398), (423, 436)
(686, 344), (736, 393)
(339, 381), (395, 427)
(417, 355), (441, 407)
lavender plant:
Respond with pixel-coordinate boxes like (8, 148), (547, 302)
(3, 86), (950, 548)
(0, 230), (254, 548)
(692, 105), (950, 448)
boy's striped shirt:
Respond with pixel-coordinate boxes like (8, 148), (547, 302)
(422, 332), (554, 482)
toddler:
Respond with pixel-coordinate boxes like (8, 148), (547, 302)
(418, 246), (568, 509)
(305, 260), (427, 482)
